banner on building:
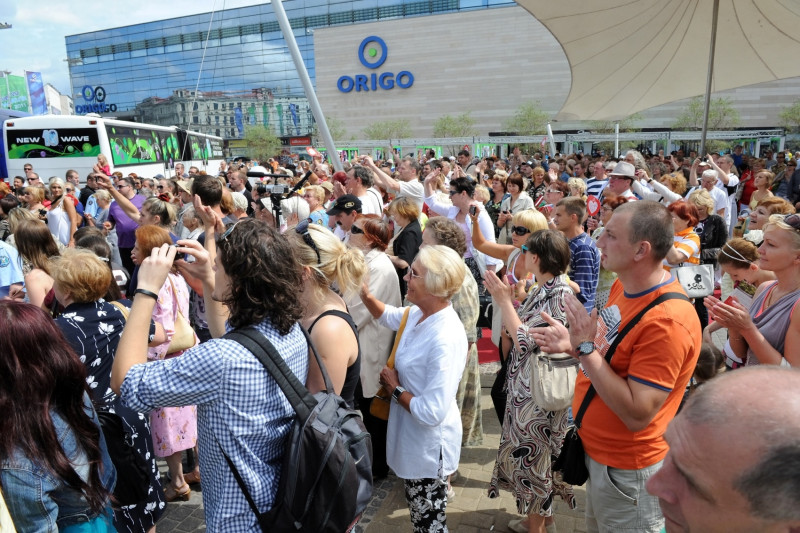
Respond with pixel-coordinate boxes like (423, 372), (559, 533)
(0, 74), (31, 113)
(25, 71), (47, 115)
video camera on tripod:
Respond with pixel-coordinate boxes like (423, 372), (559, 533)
(246, 169), (313, 228)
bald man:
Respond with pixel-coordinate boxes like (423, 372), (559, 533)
(646, 367), (800, 532)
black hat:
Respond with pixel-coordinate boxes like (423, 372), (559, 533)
(326, 194), (362, 216)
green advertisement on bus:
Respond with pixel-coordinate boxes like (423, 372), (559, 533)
(5, 128), (101, 159)
(107, 125), (179, 166)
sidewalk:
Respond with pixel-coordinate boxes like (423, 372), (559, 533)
(356, 363), (588, 533)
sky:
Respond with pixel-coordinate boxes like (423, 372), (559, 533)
(0, 0), (265, 96)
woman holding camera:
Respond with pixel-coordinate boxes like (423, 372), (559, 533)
(497, 173), (534, 245)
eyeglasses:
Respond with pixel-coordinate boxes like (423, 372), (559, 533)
(449, 190), (459, 196)
(783, 214), (800, 232)
(65, 188), (74, 193)
(511, 225), (530, 236)
(408, 266), (423, 279)
(521, 244), (530, 254)
(220, 220), (240, 242)
(546, 189), (563, 194)
(116, 185), (129, 190)
(601, 206), (614, 212)
(350, 224), (365, 235)
(23, 167), (32, 171)
(157, 185), (164, 190)
(295, 219), (321, 264)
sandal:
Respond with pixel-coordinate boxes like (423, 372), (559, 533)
(184, 470), (201, 485)
(165, 482), (191, 502)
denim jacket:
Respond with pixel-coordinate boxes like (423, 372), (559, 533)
(0, 394), (116, 531)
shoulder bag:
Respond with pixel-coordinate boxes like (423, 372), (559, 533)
(673, 263), (714, 298)
(370, 307), (410, 420)
(166, 275), (197, 355)
(553, 292), (689, 486)
(531, 351), (579, 411)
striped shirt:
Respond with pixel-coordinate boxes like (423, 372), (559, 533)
(585, 178), (608, 199)
(568, 232), (601, 312)
(663, 227), (701, 271)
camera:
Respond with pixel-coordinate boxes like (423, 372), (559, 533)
(469, 205), (478, 216)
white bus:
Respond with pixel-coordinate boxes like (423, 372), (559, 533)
(2, 114), (225, 181)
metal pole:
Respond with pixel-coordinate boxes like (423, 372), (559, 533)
(271, 0), (342, 172)
(614, 122), (619, 157)
(700, 0), (720, 156)
(546, 122), (556, 156)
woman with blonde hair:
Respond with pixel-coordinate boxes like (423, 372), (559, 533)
(46, 177), (79, 247)
(93, 153), (111, 175)
(301, 184), (328, 226)
(567, 177), (587, 202)
(706, 214), (800, 367)
(285, 221), (366, 406)
(386, 196), (422, 298)
(748, 169), (775, 211)
(359, 245), (468, 532)
(20, 186), (46, 219)
(687, 188), (728, 328)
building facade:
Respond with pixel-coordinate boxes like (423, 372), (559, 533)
(65, 1), (800, 141)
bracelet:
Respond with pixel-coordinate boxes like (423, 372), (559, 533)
(134, 288), (159, 300)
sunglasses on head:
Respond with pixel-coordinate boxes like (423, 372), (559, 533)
(219, 220), (240, 242)
(784, 214), (800, 232)
(295, 219), (321, 264)
(511, 225), (530, 236)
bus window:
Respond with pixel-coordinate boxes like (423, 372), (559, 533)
(5, 128), (101, 159)
(106, 125), (165, 166)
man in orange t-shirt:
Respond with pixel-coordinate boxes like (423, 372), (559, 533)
(533, 200), (701, 533)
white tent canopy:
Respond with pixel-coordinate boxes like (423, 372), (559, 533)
(515, 0), (800, 121)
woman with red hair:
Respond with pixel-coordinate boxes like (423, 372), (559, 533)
(664, 200), (701, 272)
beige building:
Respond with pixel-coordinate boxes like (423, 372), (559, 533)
(315, 5), (800, 139)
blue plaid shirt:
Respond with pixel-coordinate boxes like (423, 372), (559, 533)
(121, 319), (308, 531)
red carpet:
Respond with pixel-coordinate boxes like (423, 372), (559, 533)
(477, 328), (499, 364)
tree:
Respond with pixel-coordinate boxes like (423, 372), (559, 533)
(433, 112), (478, 156)
(244, 125), (282, 162)
(503, 101), (549, 136)
(779, 100), (800, 133)
(311, 116), (350, 143)
(589, 113), (643, 156)
(361, 119), (411, 140)
(673, 96), (741, 130)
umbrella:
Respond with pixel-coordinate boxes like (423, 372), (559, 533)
(515, 0), (800, 151)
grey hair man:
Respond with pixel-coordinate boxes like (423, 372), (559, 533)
(646, 367), (800, 533)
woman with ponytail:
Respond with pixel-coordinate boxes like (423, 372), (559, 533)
(286, 220), (368, 408)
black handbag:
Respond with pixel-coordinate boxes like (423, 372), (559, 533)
(553, 292), (689, 486)
(97, 409), (151, 506)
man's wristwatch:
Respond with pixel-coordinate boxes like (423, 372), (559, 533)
(576, 341), (596, 357)
(392, 386), (406, 402)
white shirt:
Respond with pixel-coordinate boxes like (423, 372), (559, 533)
(359, 188), (384, 216)
(344, 249), (402, 397)
(379, 304), (467, 479)
(396, 180), (424, 211)
(690, 186), (728, 216)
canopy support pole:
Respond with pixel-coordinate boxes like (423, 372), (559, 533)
(700, 0), (720, 156)
(271, 0), (342, 171)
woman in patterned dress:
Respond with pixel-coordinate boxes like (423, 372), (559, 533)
(485, 230), (577, 533)
(131, 225), (197, 502)
(52, 248), (167, 532)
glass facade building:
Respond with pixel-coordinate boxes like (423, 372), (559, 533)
(65, 0), (514, 140)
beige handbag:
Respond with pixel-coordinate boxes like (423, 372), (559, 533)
(166, 275), (198, 355)
(370, 307), (410, 421)
(531, 351), (579, 411)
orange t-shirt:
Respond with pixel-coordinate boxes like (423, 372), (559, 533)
(573, 277), (701, 470)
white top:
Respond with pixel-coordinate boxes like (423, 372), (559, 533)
(424, 194), (503, 269)
(379, 304), (467, 479)
(345, 249), (401, 397)
(396, 180), (425, 211)
(46, 198), (72, 246)
(359, 187), (384, 216)
(689, 185), (728, 215)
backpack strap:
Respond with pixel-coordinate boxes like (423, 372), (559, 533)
(574, 291), (689, 429)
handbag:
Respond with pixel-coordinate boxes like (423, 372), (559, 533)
(531, 351), (578, 411)
(166, 275), (197, 355)
(97, 410), (152, 506)
(673, 263), (714, 298)
(370, 307), (410, 421)
(553, 292), (689, 486)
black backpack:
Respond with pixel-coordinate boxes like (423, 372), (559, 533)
(222, 326), (373, 532)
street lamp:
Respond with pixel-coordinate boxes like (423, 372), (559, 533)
(1, 70), (10, 110)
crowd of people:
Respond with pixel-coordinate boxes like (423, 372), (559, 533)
(1, 144), (799, 533)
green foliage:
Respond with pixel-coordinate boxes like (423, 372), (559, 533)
(362, 119), (412, 140)
(673, 96), (741, 130)
(779, 100), (800, 133)
(244, 125), (282, 162)
(311, 116), (350, 142)
(503, 101), (549, 136)
(433, 112), (478, 138)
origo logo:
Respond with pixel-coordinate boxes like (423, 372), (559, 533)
(76, 85), (118, 114)
(337, 36), (414, 93)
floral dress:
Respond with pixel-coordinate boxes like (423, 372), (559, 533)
(148, 272), (198, 457)
(56, 300), (166, 532)
(488, 276), (577, 516)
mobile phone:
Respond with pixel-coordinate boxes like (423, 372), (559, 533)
(469, 205), (478, 216)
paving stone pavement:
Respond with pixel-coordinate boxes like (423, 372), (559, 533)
(158, 364), (588, 532)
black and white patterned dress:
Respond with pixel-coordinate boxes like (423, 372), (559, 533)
(56, 300), (166, 532)
(488, 276), (577, 516)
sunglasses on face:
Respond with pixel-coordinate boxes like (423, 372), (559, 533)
(511, 225), (531, 236)
(350, 224), (365, 235)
